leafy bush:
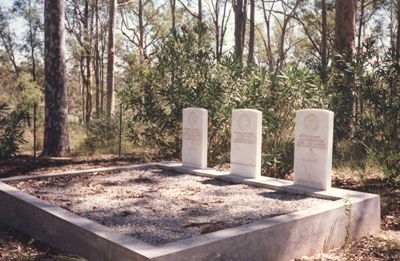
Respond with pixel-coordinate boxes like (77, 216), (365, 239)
(83, 114), (121, 153)
(333, 38), (400, 179)
(121, 27), (327, 177)
(0, 103), (27, 159)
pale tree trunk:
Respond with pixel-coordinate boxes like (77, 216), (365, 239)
(0, 15), (20, 77)
(198, 0), (203, 44)
(106, 0), (116, 116)
(247, 0), (255, 64)
(27, 0), (37, 82)
(43, 0), (69, 157)
(210, 0), (231, 60)
(261, 0), (275, 71)
(357, 0), (365, 52)
(138, 0), (145, 62)
(277, 1), (299, 70)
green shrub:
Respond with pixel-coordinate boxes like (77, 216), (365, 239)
(83, 114), (120, 153)
(0, 103), (27, 159)
(333, 37), (400, 179)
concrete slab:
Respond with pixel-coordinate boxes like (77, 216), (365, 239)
(0, 163), (380, 261)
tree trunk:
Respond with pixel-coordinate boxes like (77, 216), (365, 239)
(0, 12), (20, 77)
(335, 0), (356, 65)
(334, 0), (356, 139)
(212, 0), (230, 61)
(94, 0), (100, 116)
(198, 0), (203, 44)
(85, 0), (93, 122)
(27, 0), (37, 82)
(106, 0), (116, 116)
(170, 0), (176, 33)
(321, 0), (327, 82)
(261, 0), (275, 71)
(233, 0), (247, 63)
(357, 0), (365, 52)
(138, 0), (145, 62)
(43, 0), (69, 157)
(396, 0), (400, 59)
(247, 0), (255, 64)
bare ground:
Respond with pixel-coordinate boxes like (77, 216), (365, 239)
(0, 155), (399, 260)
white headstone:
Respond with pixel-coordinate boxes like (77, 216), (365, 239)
(182, 108), (208, 169)
(230, 109), (262, 179)
(294, 109), (334, 190)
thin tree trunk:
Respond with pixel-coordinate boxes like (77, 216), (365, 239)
(247, 0), (255, 64)
(138, 0), (145, 62)
(43, 0), (69, 157)
(85, 0), (93, 123)
(28, 0), (37, 82)
(261, 0), (275, 71)
(106, 0), (116, 116)
(80, 56), (85, 124)
(94, 0), (100, 116)
(321, 0), (327, 83)
(170, 0), (176, 33)
(357, 0), (365, 52)
(396, 0), (400, 59)
(0, 30), (20, 77)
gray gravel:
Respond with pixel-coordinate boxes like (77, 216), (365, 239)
(11, 168), (331, 246)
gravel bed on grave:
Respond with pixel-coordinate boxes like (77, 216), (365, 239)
(10, 168), (331, 246)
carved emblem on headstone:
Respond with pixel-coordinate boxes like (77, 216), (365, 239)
(238, 114), (251, 131)
(188, 111), (198, 127)
(303, 114), (319, 134)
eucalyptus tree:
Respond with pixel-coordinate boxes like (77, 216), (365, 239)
(106, 0), (117, 116)
(119, 0), (166, 63)
(334, 0), (356, 138)
(356, 0), (385, 51)
(335, 0), (356, 66)
(206, 0), (231, 60)
(13, 0), (43, 82)
(0, 7), (20, 77)
(294, 0), (335, 81)
(258, 0), (301, 70)
(43, 0), (69, 157)
(232, 0), (247, 63)
(65, 0), (95, 122)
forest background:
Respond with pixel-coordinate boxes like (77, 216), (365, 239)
(1, 0), (400, 180)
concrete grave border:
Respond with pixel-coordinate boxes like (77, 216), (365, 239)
(0, 162), (380, 261)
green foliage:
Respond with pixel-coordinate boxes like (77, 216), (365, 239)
(83, 114), (120, 153)
(331, 37), (400, 179)
(0, 103), (27, 160)
(121, 27), (327, 177)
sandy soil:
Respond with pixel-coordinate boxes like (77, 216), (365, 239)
(10, 167), (330, 246)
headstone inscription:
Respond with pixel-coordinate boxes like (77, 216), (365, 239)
(294, 109), (334, 190)
(182, 108), (208, 169)
(230, 109), (262, 179)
